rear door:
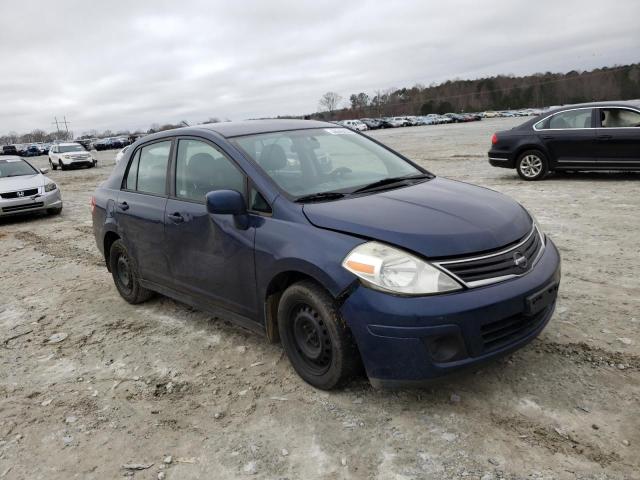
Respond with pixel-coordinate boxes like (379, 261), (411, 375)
(164, 137), (257, 319)
(596, 107), (640, 168)
(115, 139), (173, 284)
(535, 108), (597, 168)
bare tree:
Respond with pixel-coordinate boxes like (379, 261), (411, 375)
(318, 92), (342, 116)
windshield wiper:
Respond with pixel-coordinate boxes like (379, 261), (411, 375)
(351, 173), (432, 194)
(295, 191), (346, 203)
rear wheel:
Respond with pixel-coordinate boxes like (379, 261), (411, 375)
(108, 239), (153, 304)
(516, 150), (548, 181)
(278, 280), (361, 390)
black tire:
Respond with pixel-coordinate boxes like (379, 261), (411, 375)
(516, 150), (549, 181)
(278, 280), (361, 390)
(108, 239), (153, 304)
(59, 160), (66, 171)
(50, 160), (57, 171)
(47, 207), (62, 215)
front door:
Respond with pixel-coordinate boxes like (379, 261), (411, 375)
(596, 107), (640, 169)
(164, 138), (257, 319)
(537, 108), (598, 169)
(115, 140), (172, 284)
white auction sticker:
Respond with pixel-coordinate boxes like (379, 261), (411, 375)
(324, 128), (356, 135)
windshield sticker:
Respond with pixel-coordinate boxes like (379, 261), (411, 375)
(324, 128), (356, 135)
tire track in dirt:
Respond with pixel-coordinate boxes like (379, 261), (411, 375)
(490, 413), (621, 467)
(534, 340), (639, 370)
(13, 231), (103, 267)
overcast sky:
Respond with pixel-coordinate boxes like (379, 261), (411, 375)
(1, 0), (638, 135)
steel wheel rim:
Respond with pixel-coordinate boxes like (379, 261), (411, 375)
(520, 155), (543, 178)
(290, 304), (332, 375)
(116, 254), (132, 292)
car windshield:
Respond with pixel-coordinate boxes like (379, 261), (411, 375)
(59, 145), (84, 153)
(0, 158), (37, 177)
(231, 128), (424, 198)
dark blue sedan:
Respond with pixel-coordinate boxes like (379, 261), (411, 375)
(91, 119), (561, 389)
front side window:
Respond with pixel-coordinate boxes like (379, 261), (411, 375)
(175, 139), (244, 202)
(131, 141), (171, 195)
(231, 128), (420, 198)
(537, 109), (593, 130)
(600, 108), (640, 128)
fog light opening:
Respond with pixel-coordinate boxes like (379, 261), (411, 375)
(424, 334), (467, 363)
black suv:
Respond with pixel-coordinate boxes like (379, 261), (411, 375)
(1, 145), (18, 156)
(488, 101), (640, 180)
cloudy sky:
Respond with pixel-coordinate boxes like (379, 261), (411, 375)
(1, 0), (638, 135)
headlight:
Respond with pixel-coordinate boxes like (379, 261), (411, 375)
(62, 154), (70, 159)
(342, 241), (462, 295)
(44, 182), (57, 192)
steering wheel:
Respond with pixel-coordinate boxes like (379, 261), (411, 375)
(329, 167), (352, 179)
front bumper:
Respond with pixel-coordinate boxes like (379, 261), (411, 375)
(0, 188), (62, 216)
(340, 238), (561, 387)
(61, 157), (95, 167)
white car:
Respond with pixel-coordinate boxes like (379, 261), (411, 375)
(114, 145), (130, 165)
(49, 142), (97, 170)
(339, 120), (368, 131)
(0, 156), (62, 216)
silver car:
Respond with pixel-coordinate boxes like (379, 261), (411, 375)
(0, 156), (63, 217)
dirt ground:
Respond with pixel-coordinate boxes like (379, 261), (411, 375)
(1, 118), (638, 480)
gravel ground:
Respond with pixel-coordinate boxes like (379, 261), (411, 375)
(0, 118), (638, 479)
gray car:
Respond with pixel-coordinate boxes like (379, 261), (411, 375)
(0, 156), (63, 216)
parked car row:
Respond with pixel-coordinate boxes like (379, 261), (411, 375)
(0, 142), (52, 156)
(93, 136), (132, 151)
(339, 113), (481, 131)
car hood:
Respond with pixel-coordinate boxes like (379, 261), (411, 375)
(0, 174), (45, 193)
(63, 151), (91, 156)
(302, 177), (532, 258)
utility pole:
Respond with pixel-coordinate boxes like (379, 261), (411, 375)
(52, 117), (61, 141)
(62, 116), (71, 140)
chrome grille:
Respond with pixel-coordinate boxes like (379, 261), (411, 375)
(435, 226), (544, 287)
(0, 188), (39, 199)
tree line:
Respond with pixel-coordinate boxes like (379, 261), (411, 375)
(314, 63), (640, 120)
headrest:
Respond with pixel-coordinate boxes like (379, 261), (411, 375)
(188, 152), (215, 176)
(259, 144), (287, 171)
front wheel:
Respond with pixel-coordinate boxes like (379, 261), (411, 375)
(59, 160), (66, 171)
(516, 150), (549, 181)
(108, 239), (153, 304)
(278, 280), (361, 390)
(50, 160), (57, 170)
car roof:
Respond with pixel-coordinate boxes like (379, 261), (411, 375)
(545, 100), (640, 114)
(0, 156), (25, 162)
(58, 142), (81, 146)
(194, 119), (337, 138)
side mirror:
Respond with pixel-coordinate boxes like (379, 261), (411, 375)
(205, 190), (249, 229)
(40, 167), (49, 174)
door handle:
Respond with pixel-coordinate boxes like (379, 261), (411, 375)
(117, 201), (129, 211)
(167, 212), (184, 223)
(541, 135), (554, 140)
(597, 135), (613, 140)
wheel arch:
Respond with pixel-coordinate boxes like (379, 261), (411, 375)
(262, 265), (356, 344)
(103, 230), (121, 272)
(514, 143), (553, 168)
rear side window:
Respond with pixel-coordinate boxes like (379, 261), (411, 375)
(600, 108), (640, 128)
(124, 150), (140, 190)
(175, 139), (244, 202)
(537, 109), (592, 130)
(135, 141), (171, 195)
